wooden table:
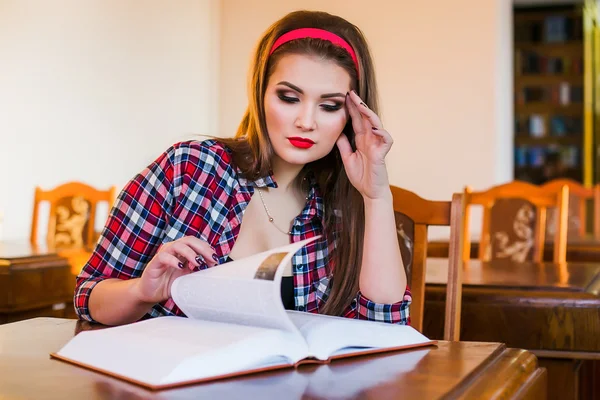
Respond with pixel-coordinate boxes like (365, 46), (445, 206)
(0, 241), (74, 323)
(1, 318), (546, 399)
(428, 238), (600, 262)
(424, 258), (600, 400)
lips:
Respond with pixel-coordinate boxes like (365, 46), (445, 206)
(288, 137), (315, 149)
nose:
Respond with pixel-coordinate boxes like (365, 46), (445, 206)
(294, 104), (316, 132)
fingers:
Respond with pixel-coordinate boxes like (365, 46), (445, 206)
(336, 133), (353, 161)
(180, 236), (219, 266)
(348, 90), (383, 129)
(371, 127), (394, 147)
(156, 251), (187, 271)
(345, 92), (364, 134)
(347, 90), (393, 151)
(166, 242), (202, 270)
(162, 236), (218, 271)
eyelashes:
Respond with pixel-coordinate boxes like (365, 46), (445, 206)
(276, 92), (343, 112)
(277, 93), (299, 103)
(321, 103), (343, 112)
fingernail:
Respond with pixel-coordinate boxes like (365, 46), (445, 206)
(178, 262), (184, 269)
(351, 89), (357, 95)
(212, 254), (219, 262)
(360, 102), (368, 108)
(195, 255), (205, 264)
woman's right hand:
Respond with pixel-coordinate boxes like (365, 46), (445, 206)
(133, 236), (218, 305)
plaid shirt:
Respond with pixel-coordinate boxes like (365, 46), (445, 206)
(75, 140), (411, 324)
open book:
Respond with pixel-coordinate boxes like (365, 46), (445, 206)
(51, 237), (435, 390)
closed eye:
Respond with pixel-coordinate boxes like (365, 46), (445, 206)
(321, 103), (343, 112)
(277, 90), (343, 112)
(277, 92), (299, 103)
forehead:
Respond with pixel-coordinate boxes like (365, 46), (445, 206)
(268, 53), (351, 92)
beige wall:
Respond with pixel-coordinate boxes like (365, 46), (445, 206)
(219, 0), (514, 236)
(0, 0), (513, 240)
(0, 0), (220, 241)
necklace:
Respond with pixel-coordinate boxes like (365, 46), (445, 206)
(256, 187), (294, 235)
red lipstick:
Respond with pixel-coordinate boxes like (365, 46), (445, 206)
(288, 137), (315, 149)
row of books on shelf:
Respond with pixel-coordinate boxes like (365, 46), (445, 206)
(517, 51), (583, 75)
(516, 83), (583, 105)
(515, 114), (582, 137)
(515, 15), (582, 43)
(515, 145), (579, 168)
(515, 166), (580, 185)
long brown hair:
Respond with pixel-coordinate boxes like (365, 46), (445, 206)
(219, 10), (380, 316)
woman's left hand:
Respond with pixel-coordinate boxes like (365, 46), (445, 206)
(336, 90), (394, 200)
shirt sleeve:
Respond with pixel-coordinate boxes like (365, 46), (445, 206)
(339, 287), (411, 324)
(73, 145), (178, 322)
(352, 287), (412, 324)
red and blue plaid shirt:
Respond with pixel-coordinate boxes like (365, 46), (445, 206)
(75, 140), (411, 324)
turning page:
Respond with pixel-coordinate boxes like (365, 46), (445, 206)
(171, 237), (319, 333)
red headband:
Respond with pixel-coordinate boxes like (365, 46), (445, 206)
(269, 28), (359, 74)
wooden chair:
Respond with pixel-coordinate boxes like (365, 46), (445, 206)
(30, 181), (117, 250)
(390, 186), (464, 341)
(541, 178), (600, 239)
(463, 181), (569, 264)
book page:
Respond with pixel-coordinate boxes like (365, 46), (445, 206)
(286, 311), (433, 360)
(171, 237), (318, 334)
(54, 316), (306, 387)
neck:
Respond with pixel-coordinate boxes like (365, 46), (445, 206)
(271, 155), (304, 191)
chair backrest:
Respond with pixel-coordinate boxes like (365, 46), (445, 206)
(390, 185), (464, 341)
(541, 178), (600, 239)
(463, 181), (569, 263)
(30, 181), (117, 249)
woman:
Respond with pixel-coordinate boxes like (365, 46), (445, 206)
(75, 10), (410, 326)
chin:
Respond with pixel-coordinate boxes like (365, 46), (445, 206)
(275, 147), (327, 166)
(278, 153), (318, 165)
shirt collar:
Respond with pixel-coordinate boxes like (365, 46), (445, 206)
(236, 166), (277, 189)
(237, 166), (323, 222)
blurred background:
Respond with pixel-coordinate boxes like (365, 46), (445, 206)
(0, 0), (597, 240)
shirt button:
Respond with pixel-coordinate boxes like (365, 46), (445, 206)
(297, 264), (304, 271)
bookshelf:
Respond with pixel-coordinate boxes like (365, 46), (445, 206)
(513, 5), (585, 184)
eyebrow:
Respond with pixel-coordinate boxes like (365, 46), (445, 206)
(277, 81), (346, 99)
